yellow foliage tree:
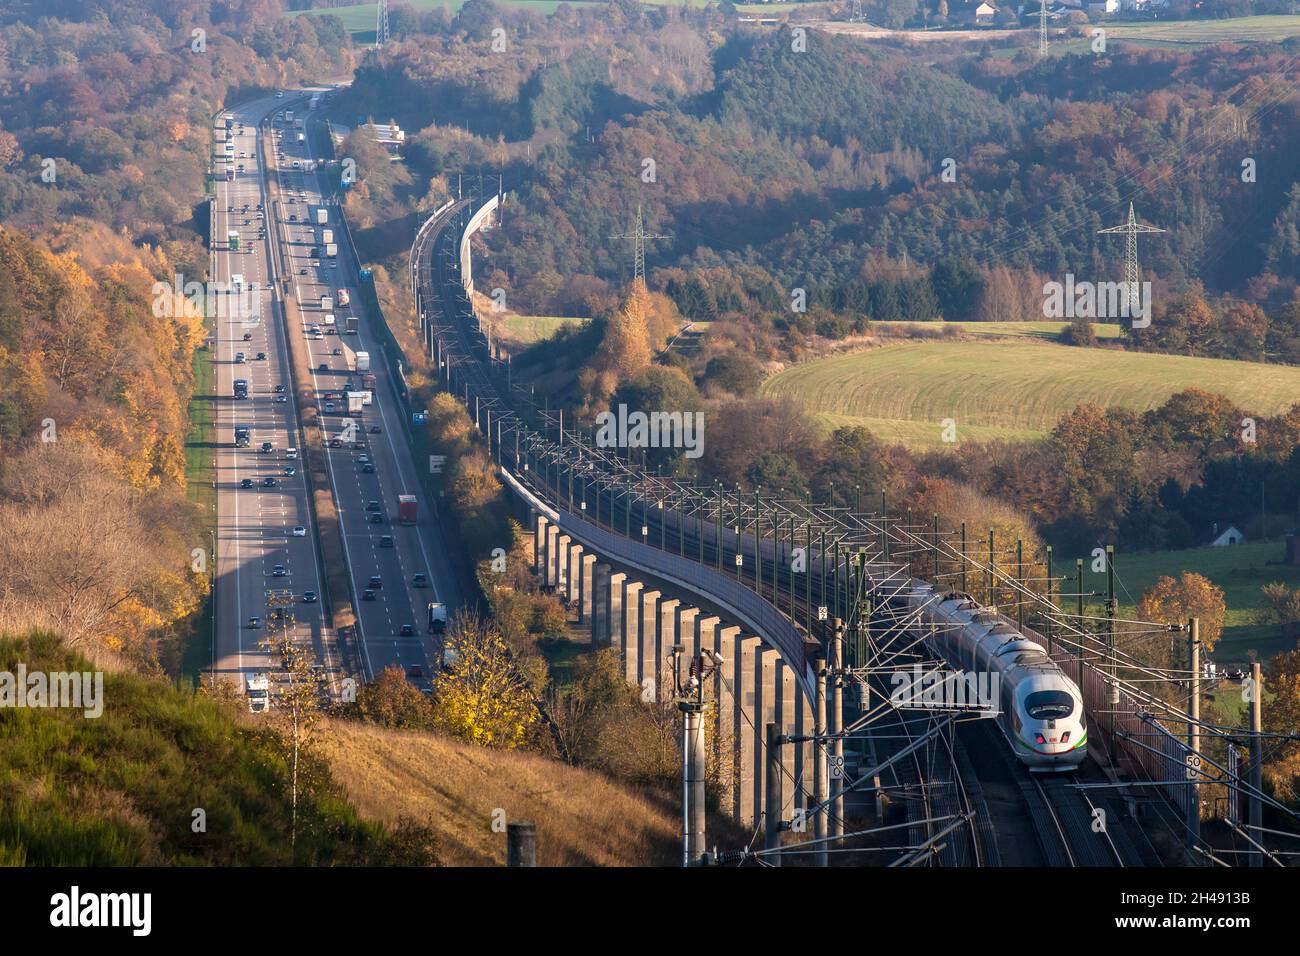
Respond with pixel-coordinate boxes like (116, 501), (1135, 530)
(432, 612), (540, 750)
(1137, 573), (1226, 651)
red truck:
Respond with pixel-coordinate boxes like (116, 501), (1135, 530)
(398, 495), (418, 525)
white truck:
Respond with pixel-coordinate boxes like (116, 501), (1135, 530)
(323, 313), (336, 332)
(325, 243), (338, 259)
(231, 274), (245, 294)
(320, 294), (333, 310)
(297, 132), (305, 144)
(345, 391), (367, 414)
(315, 207), (328, 225)
(355, 351), (370, 372)
(246, 674), (271, 713)
(321, 229), (334, 244)
(285, 110), (294, 123)
(309, 94), (321, 110)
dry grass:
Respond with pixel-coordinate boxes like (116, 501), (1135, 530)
(316, 719), (681, 866)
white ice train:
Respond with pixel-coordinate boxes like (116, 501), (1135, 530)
(898, 582), (1088, 772)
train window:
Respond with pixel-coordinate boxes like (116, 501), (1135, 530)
(1024, 690), (1074, 720)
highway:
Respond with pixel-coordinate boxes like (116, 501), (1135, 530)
(261, 91), (462, 686)
(211, 89), (462, 706)
(210, 93), (338, 700)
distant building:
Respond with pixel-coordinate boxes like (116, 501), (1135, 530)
(1210, 524), (1245, 547)
(361, 122), (405, 152)
(974, 1), (999, 23)
(1087, 0), (1119, 12)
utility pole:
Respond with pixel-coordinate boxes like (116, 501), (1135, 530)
(764, 723), (783, 865)
(831, 622), (845, 842)
(376, 0), (389, 48)
(814, 660), (829, 867)
(1249, 661), (1264, 867)
(1187, 618), (1202, 862)
(1106, 544), (1118, 760)
(1098, 203), (1166, 319)
(681, 700), (707, 867)
(1038, 0), (1048, 58)
(609, 204), (670, 292)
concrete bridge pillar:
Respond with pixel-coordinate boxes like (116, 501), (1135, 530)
(776, 661), (798, 820)
(754, 645), (779, 828)
(565, 542), (583, 603)
(675, 606), (699, 665)
(655, 598), (680, 701)
(555, 534), (571, 593)
(579, 554), (596, 622)
(606, 571), (626, 654)
(638, 589), (661, 697)
(621, 580), (644, 687)
(592, 564), (611, 647)
(734, 634), (761, 827)
(794, 679), (815, 814)
(545, 524), (560, 588)
(534, 514), (548, 577)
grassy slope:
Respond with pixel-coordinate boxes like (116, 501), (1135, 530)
(316, 718), (680, 866)
(0, 632), (395, 866)
(761, 340), (1300, 448)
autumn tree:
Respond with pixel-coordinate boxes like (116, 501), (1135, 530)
(432, 611), (541, 750)
(1137, 573), (1226, 652)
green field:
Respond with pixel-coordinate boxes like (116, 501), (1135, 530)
(1106, 14), (1300, 46)
(503, 314), (586, 343)
(760, 340), (1300, 448)
(1063, 539), (1300, 666)
(874, 320), (1123, 341)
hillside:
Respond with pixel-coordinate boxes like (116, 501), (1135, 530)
(0, 632), (427, 866)
(760, 340), (1300, 448)
(316, 719), (682, 866)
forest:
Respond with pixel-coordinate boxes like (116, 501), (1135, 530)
(0, 0), (351, 669)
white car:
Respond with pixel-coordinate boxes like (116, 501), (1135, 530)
(292, 526), (307, 537)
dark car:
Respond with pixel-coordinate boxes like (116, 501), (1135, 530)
(406, 663), (423, 678)
(379, 535), (394, 548)
(302, 590), (317, 603)
(362, 588), (376, 601)
(240, 478), (254, 489)
(256, 352), (266, 361)
(274, 384), (286, 393)
(399, 624), (415, 637)
(329, 437), (343, 448)
(411, 573), (428, 588)
(242, 332), (253, 341)
(368, 425), (381, 434)
(369, 513), (384, 524)
(262, 476), (278, 487)
(318, 362), (328, 371)
(366, 500), (381, 512)
(362, 463), (376, 474)
(368, 575), (382, 589)
(247, 616), (262, 629)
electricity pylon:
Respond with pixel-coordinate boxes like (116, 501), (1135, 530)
(610, 205), (670, 291)
(1039, 0), (1048, 57)
(1097, 202), (1166, 305)
(376, 0), (389, 47)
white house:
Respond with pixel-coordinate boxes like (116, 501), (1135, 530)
(974, 2), (999, 23)
(1210, 524), (1245, 547)
(1087, 0), (1119, 12)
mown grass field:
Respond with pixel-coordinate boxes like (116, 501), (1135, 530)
(1058, 539), (1300, 667)
(760, 340), (1300, 448)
